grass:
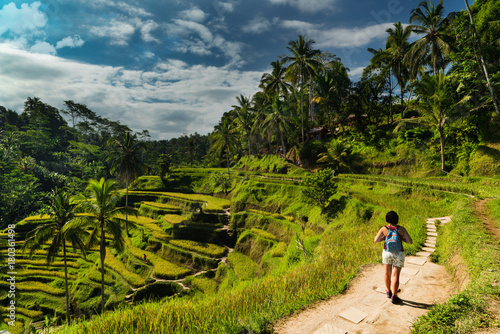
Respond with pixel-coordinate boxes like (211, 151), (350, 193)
(105, 249), (146, 288)
(16, 281), (65, 296)
(117, 214), (169, 240)
(10, 269), (77, 280)
(162, 214), (186, 225)
(125, 238), (191, 279)
(16, 259), (80, 268)
(129, 191), (230, 212)
(168, 239), (227, 258)
(411, 197), (500, 333)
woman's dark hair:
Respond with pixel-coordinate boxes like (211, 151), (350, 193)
(386, 211), (399, 225)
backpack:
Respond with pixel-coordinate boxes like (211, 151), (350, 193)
(385, 226), (402, 252)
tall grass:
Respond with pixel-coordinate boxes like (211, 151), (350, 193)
(105, 249), (146, 287)
(168, 239), (227, 258)
(124, 238), (191, 279)
(412, 197), (500, 333)
(55, 185), (447, 334)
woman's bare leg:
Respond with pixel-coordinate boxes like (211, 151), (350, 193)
(384, 264), (393, 293)
(391, 266), (402, 297)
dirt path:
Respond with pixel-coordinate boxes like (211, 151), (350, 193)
(475, 199), (500, 242)
(273, 217), (454, 334)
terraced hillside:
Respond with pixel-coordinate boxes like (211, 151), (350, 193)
(0, 163), (314, 333)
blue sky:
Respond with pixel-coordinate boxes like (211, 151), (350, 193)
(0, 0), (469, 139)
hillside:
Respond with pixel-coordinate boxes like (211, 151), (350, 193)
(2, 155), (500, 333)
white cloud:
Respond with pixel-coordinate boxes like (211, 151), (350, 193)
(56, 35), (85, 49)
(30, 41), (56, 55)
(180, 6), (207, 22)
(215, 1), (237, 14)
(89, 18), (135, 45)
(348, 66), (365, 78)
(267, 0), (338, 13)
(280, 20), (395, 48)
(0, 2), (47, 36)
(138, 19), (160, 43)
(0, 43), (262, 139)
(169, 19), (214, 43)
(166, 19), (244, 66)
(242, 15), (272, 34)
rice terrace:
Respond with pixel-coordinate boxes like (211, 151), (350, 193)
(1, 0), (500, 333)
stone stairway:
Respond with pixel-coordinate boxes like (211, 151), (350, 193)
(274, 216), (453, 334)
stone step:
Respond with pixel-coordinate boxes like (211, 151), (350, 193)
(313, 323), (348, 334)
(407, 258), (427, 266)
(339, 307), (368, 324)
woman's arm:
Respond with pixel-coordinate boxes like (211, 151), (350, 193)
(374, 227), (387, 243)
(400, 227), (413, 244)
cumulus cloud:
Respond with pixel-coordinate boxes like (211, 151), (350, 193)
(0, 2), (47, 36)
(242, 15), (272, 34)
(180, 6), (207, 22)
(56, 35), (85, 49)
(267, 0), (339, 13)
(30, 41), (56, 55)
(166, 19), (244, 66)
(348, 66), (365, 78)
(138, 19), (160, 43)
(280, 20), (395, 48)
(0, 43), (261, 139)
(89, 18), (135, 45)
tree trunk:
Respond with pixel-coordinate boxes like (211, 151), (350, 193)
(439, 126), (445, 171)
(100, 222), (106, 313)
(464, 0), (500, 115)
(226, 149), (230, 177)
(63, 243), (70, 324)
(125, 171), (129, 237)
(300, 73), (304, 144)
(388, 72), (393, 124)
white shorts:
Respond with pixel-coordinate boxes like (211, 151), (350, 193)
(382, 250), (405, 268)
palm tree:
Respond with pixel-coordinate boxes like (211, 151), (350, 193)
(397, 72), (457, 170)
(366, 47), (395, 123)
(408, 0), (456, 76)
(23, 190), (88, 324)
(385, 21), (412, 117)
(211, 117), (238, 177)
(261, 96), (292, 157)
(73, 178), (130, 313)
(463, 0), (499, 115)
(232, 95), (254, 156)
(260, 59), (291, 100)
(284, 35), (322, 143)
(312, 72), (336, 130)
(317, 139), (360, 173)
(107, 132), (147, 235)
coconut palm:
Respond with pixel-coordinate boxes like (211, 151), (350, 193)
(284, 35), (322, 143)
(366, 47), (395, 123)
(23, 190), (88, 324)
(107, 132), (147, 235)
(232, 95), (255, 156)
(385, 21), (412, 117)
(397, 72), (458, 170)
(463, 0), (499, 115)
(73, 178), (131, 313)
(260, 59), (291, 100)
(211, 117), (238, 177)
(261, 96), (292, 157)
(408, 0), (456, 76)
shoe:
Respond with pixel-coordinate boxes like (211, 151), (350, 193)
(392, 295), (402, 304)
(386, 290), (392, 298)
